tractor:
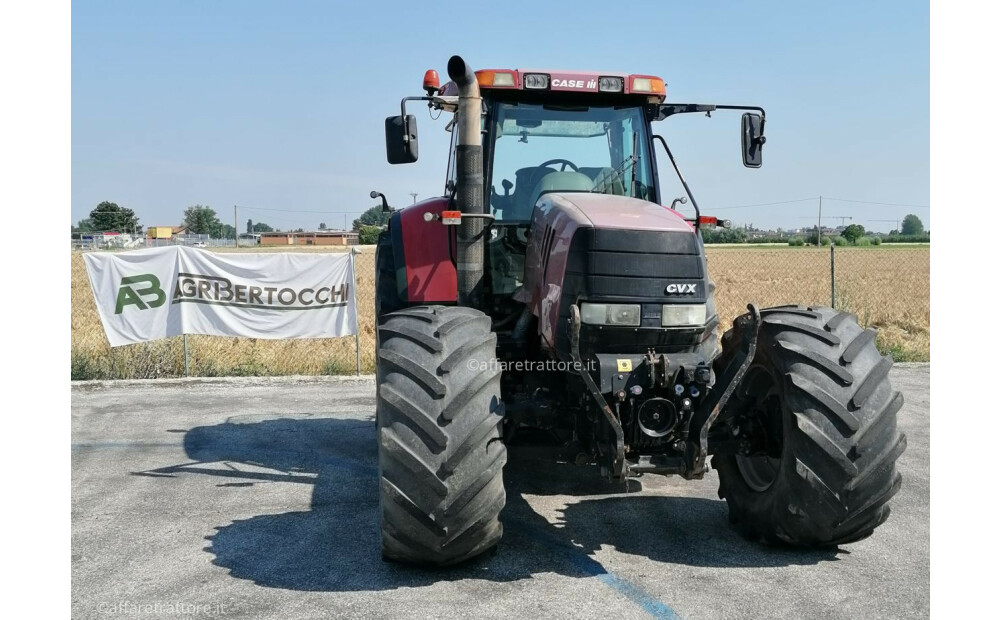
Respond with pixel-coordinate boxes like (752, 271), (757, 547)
(374, 55), (906, 566)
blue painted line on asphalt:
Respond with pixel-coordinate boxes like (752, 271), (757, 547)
(520, 524), (681, 619)
(596, 572), (682, 619)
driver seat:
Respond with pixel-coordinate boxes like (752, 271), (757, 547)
(522, 171), (595, 217)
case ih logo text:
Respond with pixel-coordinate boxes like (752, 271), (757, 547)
(115, 274), (167, 314)
(552, 78), (597, 89)
(115, 273), (349, 312)
(664, 283), (698, 295)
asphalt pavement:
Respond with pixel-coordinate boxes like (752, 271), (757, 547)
(71, 365), (930, 619)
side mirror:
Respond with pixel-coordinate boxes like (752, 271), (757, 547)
(385, 115), (418, 164)
(741, 113), (765, 168)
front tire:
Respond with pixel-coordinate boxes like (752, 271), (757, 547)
(714, 305), (906, 546)
(377, 306), (506, 565)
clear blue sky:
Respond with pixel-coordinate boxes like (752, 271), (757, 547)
(72, 0), (929, 233)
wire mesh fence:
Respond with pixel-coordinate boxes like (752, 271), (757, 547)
(70, 244), (930, 380)
(707, 246), (929, 361)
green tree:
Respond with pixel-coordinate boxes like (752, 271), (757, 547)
(183, 205), (223, 236)
(901, 214), (924, 236)
(72, 218), (94, 233)
(89, 201), (141, 233)
(252, 222), (274, 233)
(840, 224), (866, 244)
(219, 224), (237, 239)
(352, 205), (390, 231)
(358, 224), (382, 245)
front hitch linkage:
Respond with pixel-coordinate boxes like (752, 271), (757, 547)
(569, 305), (626, 480)
(569, 303), (761, 482)
(685, 304), (762, 477)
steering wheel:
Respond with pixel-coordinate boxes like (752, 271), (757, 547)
(538, 158), (580, 172)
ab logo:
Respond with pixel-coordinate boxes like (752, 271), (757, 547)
(115, 274), (166, 314)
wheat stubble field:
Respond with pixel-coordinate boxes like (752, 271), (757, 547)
(70, 245), (929, 379)
(707, 246), (930, 361)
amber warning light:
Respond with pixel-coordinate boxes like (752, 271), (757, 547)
(423, 69), (440, 95)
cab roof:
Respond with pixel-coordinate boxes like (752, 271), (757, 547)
(436, 68), (666, 102)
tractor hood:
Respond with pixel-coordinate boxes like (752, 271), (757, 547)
(519, 192), (705, 352)
(543, 192), (694, 232)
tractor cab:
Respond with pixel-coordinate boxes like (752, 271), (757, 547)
(436, 69), (668, 223)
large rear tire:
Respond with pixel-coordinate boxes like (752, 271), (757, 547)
(377, 306), (506, 565)
(713, 305), (906, 546)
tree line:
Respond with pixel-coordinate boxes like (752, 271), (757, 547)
(72, 201), (393, 241)
(701, 214), (927, 245)
(75, 201), (923, 247)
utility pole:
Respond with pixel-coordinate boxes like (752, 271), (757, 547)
(816, 195), (823, 246)
(410, 192), (419, 204)
(234, 205), (239, 248)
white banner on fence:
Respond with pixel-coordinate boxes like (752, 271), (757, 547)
(83, 246), (357, 346)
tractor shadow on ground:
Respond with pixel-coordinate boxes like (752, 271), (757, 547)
(133, 415), (840, 593)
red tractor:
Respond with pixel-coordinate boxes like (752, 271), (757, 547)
(375, 56), (905, 566)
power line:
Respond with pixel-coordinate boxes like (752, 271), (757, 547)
(709, 196), (930, 212)
(823, 197), (930, 209)
(712, 197), (817, 211)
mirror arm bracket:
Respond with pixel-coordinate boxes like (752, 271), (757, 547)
(399, 96), (436, 143)
(653, 135), (702, 231)
(654, 103), (765, 123)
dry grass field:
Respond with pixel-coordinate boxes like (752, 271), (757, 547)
(70, 245), (929, 379)
(707, 246), (930, 361)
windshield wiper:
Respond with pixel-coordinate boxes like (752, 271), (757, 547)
(592, 131), (639, 194)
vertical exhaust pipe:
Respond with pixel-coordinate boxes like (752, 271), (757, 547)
(447, 55), (484, 306)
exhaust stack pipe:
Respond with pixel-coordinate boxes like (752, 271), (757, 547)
(447, 55), (484, 306)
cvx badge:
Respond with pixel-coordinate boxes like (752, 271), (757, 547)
(664, 283), (698, 295)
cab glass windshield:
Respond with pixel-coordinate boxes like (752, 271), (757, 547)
(487, 103), (653, 221)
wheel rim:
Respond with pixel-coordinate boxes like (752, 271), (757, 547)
(736, 454), (781, 492)
(733, 364), (783, 493)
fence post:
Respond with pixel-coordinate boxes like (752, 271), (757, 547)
(183, 334), (190, 376)
(351, 247), (361, 376)
(830, 244), (836, 308)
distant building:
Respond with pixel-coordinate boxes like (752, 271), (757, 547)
(259, 230), (359, 246)
(238, 233), (261, 245)
(147, 225), (190, 240)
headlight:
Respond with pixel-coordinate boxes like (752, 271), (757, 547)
(580, 303), (641, 327)
(523, 73), (550, 90)
(598, 76), (624, 92)
(661, 304), (707, 327)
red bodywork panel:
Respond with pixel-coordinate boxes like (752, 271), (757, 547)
(397, 196), (457, 303)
